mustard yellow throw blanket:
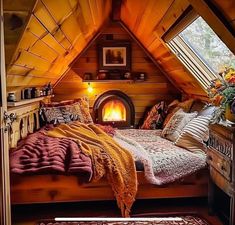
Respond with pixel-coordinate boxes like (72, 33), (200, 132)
(46, 121), (137, 217)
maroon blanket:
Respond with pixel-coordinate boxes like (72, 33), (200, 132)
(10, 127), (93, 182)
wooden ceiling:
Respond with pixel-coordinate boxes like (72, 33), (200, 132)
(5, 0), (111, 88)
(4, 0), (235, 98)
(4, 0), (36, 69)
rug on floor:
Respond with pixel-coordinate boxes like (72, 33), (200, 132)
(37, 215), (210, 225)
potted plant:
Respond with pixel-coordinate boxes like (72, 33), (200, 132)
(207, 67), (235, 122)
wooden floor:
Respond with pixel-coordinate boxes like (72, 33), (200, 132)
(11, 198), (223, 225)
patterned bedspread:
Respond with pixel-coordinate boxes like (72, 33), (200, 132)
(114, 129), (207, 185)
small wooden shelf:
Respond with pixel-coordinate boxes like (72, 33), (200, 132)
(82, 79), (144, 83)
(7, 95), (53, 107)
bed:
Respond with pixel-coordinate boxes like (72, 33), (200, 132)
(9, 101), (208, 216)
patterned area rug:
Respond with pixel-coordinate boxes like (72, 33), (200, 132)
(38, 215), (210, 225)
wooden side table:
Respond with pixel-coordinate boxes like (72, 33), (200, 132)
(207, 123), (235, 225)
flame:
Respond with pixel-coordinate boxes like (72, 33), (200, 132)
(102, 100), (126, 122)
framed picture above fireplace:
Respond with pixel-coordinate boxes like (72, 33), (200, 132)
(98, 41), (131, 71)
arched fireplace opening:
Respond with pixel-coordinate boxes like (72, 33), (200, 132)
(93, 90), (135, 128)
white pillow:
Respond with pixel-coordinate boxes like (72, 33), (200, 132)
(161, 108), (197, 142)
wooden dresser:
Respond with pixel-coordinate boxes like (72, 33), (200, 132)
(207, 123), (235, 225)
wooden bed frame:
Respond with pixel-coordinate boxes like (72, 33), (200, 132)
(8, 102), (208, 206)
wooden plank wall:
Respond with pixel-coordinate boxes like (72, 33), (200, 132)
(53, 22), (180, 125)
(210, 0), (235, 31)
(120, 0), (207, 98)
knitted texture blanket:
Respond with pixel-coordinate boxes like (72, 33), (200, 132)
(10, 127), (92, 182)
(46, 122), (137, 217)
(114, 129), (206, 185)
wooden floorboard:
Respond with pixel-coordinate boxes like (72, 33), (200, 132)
(11, 198), (223, 225)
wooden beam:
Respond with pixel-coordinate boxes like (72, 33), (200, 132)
(0, 0), (12, 224)
(119, 21), (183, 94)
(53, 19), (110, 89)
(112, 0), (122, 21)
(188, 0), (235, 55)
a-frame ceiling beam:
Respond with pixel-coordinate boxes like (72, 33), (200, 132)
(112, 0), (122, 21)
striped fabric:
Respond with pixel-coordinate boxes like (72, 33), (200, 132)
(175, 115), (211, 153)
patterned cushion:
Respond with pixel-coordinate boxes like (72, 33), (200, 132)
(163, 99), (194, 128)
(74, 97), (93, 123)
(175, 115), (212, 153)
(41, 97), (93, 124)
(161, 108), (197, 142)
(42, 106), (65, 124)
(141, 101), (167, 129)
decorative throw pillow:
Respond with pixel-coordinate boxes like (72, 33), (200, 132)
(177, 99), (195, 112)
(161, 108), (197, 142)
(175, 115), (212, 153)
(74, 97), (93, 124)
(42, 106), (65, 124)
(141, 101), (167, 129)
(163, 99), (195, 128)
(41, 97), (93, 124)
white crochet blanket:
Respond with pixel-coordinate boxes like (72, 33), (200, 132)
(114, 129), (206, 185)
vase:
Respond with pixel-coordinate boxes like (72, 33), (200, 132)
(225, 103), (235, 122)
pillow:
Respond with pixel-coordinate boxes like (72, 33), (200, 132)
(141, 101), (167, 129)
(197, 105), (218, 117)
(74, 97), (93, 124)
(42, 106), (65, 124)
(177, 99), (195, 112)
(41, 97), (93, 124)
(175, 115), (212, 153)
(161, 108), (197, 142)
(163, 99), (194, 128)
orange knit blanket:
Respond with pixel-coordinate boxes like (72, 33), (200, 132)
(46, 121), (137, 217)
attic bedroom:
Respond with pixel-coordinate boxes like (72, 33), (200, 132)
(0, 0), (235, 225)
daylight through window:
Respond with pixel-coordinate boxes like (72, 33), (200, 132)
(167, 16), (235, 89)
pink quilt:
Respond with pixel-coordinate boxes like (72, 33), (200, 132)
(114, 129), (206, 185)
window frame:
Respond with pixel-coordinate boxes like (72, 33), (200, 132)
(163, 10), (227, 90)
(167, 33), (217, 89)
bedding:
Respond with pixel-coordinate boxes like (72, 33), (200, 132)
(114, 129), (206, 185)
(140, 101), (167, 129)
(10, 126), (93, 182)
(9, 121), (207, 217)
(46, 122), (137, 218)
(161, 108), (197, 142)
(163, 99), (194, 128)
(41, 97), (93, 124)
(175, 115), (211, 153)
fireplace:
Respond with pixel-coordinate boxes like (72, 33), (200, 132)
(93, 90), (135, 128)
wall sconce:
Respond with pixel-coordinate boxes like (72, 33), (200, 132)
(87, 82), (93, 93)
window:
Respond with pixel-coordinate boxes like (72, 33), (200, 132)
(166, 16), (235, 89)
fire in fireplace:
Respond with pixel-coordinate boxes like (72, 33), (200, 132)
(102, 100), (126, 122)
(93, 90), (135, 128)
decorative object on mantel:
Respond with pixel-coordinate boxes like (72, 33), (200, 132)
(83, 72), (92, 80)
(124, 71), (131, 79)
(207, 67), (235, 122)
(97, 70), (108, 80)
(132, 72), (146, 81)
